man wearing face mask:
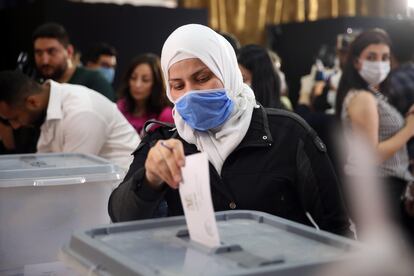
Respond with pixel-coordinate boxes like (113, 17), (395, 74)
(83, 42), (117, 85)
(336, 29), (414, 244)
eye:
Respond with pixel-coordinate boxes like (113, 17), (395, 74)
(172, 84), (184, 90)
(48, 48), (58, 56)
(169, 80), (184, 90)
(197, 74), (211, 83)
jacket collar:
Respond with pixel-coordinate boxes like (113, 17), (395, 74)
(177, 105), (273, 155)
(234, 105), (273, 151)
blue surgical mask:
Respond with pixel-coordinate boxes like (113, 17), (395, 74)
(97, 67), (115, 83)
(175, 88), (234, 131)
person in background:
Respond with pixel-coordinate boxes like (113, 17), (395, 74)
(387, 21), (414, 116)
(0, 71), (140, 170)
(218, 31), (241, 55)
(33, 22), (115, 101)
(117, 53), (173, 137)
(71, 46), (82, 68)
(294, 33), (357, 178)
(83, 42), (117, 84)
(336, 29), (414, 244)
(0, 23), (118, 154)
(298, 31), (358, 114)
(108, 24), (351, 237)
(324, 32), (358, 114)
(386, 22), (414, 166)
(237, 44), (284, 109)
(268, 49), (292, 110)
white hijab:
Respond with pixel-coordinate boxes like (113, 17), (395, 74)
(161, 24), (256, 174)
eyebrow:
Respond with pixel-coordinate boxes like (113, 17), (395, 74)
(34, 47), (57, 52)
(169, 66), (210, 82)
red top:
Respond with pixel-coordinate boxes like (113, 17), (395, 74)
(117, 98), (174, 136)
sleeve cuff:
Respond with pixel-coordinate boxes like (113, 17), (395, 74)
(133, 168), (166, 201)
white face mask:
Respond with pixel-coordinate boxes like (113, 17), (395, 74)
(358, 60), (390, 86)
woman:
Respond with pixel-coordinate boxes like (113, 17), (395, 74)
(109, 24), (350, 236)
(336, 29), (414, 238)
(117, 53), (173, 136)
(237, 44), (284, 109)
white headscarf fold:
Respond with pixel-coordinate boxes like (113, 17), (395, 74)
(161, 24), (256, 174)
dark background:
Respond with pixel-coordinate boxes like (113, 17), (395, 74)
(0, 0), (208, 89)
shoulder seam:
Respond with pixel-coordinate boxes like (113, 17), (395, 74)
(265, 108), (327, 152)
(265, 108), (315, 135)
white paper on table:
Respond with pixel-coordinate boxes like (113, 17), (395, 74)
(179, 152), (221, 248)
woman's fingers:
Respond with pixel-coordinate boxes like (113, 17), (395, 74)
(145, 139), (185, 189)
(168, 139), (186, 167)
(157, 142), (182, 186)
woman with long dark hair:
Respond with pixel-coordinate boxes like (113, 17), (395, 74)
(237, 44), (283, 108)
(117, 53), (173, 136)
(336, 29), (414, 240)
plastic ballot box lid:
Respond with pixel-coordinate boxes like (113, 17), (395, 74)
(0, 152), (123, 187)
(60, 210), (360, 276)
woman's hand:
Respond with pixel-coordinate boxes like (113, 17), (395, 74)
(405, 113), (414, 137)
(144, 139), (185, 190)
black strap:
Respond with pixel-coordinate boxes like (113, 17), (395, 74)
(143, 119), (175, 135)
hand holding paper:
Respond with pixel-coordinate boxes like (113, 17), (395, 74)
(179, 152), (221, 248)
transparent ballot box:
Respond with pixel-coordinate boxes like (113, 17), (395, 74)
(0, 153), (124, 271)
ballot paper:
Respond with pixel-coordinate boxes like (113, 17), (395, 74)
(179, 152), (221, 248)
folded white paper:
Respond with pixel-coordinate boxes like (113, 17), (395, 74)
(179, 152), (221, 248)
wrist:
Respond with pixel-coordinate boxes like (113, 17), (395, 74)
(402, 124), (414, 138)
(144, 171), (164, 191)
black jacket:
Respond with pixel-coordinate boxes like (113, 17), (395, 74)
(108, 106), (350, 236)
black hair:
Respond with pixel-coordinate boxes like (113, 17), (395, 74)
(238, 44), (282, 108)
(386, 21), (414, 63)
(218, 31), (241, 55)
(117, 53), (170, 115)
(82, 42), (117, 64)
(32, 22), (71, 47)
(0, 70), (42, 105)
(335, 29), (392, 118)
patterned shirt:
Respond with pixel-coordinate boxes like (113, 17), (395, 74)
(342, 89), (413, 181)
